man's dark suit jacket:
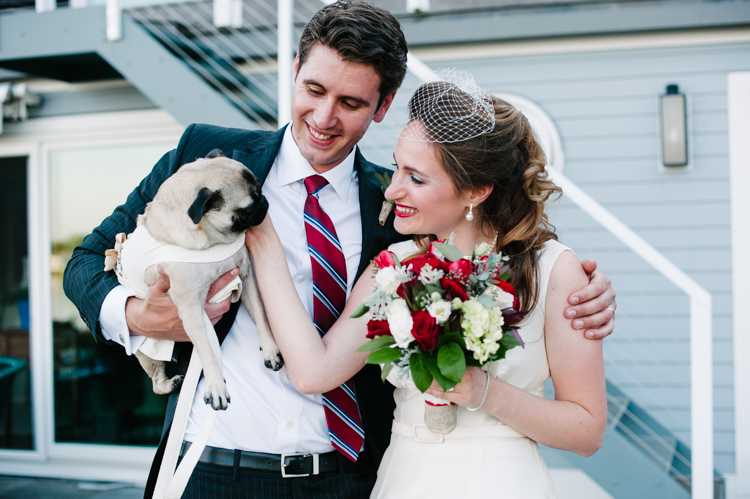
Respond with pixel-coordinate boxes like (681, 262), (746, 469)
(62, 123), (408, 497)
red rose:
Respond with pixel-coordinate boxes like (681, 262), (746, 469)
(405, 253), (447, 275)
(447, 258), (472, 282)
(411, 311), (440, 350)
(366, 320), (391, 339)
(374, 250), (397, 269)
(498, 279), (520, 310)
(441, 278), (469, 302)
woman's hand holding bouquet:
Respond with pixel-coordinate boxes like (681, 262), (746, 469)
(353, 240), (528, 434)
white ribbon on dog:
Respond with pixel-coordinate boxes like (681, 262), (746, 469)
(104, 226), (246, 499)
(153, 311), (222, 499)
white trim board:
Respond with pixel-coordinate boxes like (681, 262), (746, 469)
(729, 71), (750, 499)
(410, 27), (750, 61)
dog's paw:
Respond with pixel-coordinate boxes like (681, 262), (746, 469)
(152, 374), (184, 395)
(260, 346), (284, 371)
(259, 339), (284, 371)
(264, 352), (284, 371)
(203, 383), (231, 410)
(171, 375), (184, 391)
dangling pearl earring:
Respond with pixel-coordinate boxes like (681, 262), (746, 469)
(466, 203), (474, 222)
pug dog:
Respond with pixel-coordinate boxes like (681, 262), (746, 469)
(104, 150), (282, 410)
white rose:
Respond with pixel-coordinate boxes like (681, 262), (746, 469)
(486, 285), (515, 310)
(375, 267), (401, 294)
(387, 299), (414, 348)
(426, 300), (452, 324)
(473, 241), (491, 259)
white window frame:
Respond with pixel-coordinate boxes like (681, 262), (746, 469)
(0, 109), (182, 483)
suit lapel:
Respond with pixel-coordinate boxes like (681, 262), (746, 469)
(355, 148), (388, 280)
(232, 125), (287, 184)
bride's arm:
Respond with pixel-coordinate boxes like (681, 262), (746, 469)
(245, 215), (376, 394)
(427, 250), (607, 457)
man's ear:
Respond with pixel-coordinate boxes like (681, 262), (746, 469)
(373, 91), (397, 123)
(469, 184), (494, 207)
(292, 55), (300, 85)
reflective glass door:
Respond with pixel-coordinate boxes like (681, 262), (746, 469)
(49, 143), (171, 445)
(0, 156), (32, 450)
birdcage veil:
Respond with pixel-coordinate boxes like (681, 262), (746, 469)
(399, 68), (495, 144)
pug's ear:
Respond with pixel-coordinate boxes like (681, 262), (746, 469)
(205, 149), (226, 159)
(188, 187), (224, 224)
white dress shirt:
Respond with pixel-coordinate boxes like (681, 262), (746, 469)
(100, 126), (363, 453)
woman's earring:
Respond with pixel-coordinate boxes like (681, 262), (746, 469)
(466, 204), (474, 222)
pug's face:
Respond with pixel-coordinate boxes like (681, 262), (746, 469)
(181, 156), (266, 239)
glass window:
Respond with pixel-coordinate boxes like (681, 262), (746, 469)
(49, 142), (172, 445)
(0, 156), (32, 450)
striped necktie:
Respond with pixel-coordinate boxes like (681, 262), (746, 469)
(303, 175), (364, 462)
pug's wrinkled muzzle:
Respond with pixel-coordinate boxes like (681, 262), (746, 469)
(232, 194), (269, 232)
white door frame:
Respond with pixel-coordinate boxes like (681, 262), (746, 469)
(729, 71), (750, 499)
(0, 109), (182, 483)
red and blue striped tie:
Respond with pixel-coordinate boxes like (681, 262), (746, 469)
(303, 175), (364, 462)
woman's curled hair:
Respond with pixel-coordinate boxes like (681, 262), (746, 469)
(410, 82), (561, 311)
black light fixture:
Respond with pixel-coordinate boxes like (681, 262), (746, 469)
(661, 84), (688, 167)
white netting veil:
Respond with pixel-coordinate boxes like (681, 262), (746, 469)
(399, 68), (495, 143)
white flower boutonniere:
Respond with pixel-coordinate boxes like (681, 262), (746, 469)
(374, 171), (395, 226)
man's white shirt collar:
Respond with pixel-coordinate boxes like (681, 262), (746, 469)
(275, 125), (357, 201)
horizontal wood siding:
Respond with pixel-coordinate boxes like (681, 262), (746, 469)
(358, 40), (750, 474)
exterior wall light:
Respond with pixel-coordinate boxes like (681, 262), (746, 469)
(661, 84), (688, 167)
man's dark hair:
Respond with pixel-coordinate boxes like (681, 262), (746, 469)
(297, 1), (408, 109)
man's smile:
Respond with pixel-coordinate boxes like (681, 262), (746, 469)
(306, 122), (337, 143)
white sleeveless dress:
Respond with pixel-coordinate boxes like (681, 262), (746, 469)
(370, 239), (571, 499)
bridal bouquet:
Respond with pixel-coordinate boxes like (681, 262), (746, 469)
(353, 240), (527, 434)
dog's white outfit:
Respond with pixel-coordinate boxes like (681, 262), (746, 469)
(108, 224), (245, 361)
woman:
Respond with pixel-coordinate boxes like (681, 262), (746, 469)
(246, 75), (606, 497)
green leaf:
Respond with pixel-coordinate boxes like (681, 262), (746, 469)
(501, 331), (521, 350)
(349, 303), (370, 319)
(374, 172), (386, 186)
(365, 347), (401, 364)
(356, 335), (396, 353)
(431, 242), (463, 262)
(409, 353), (434, 392)
(500, 269), (513, 281)
(437, 343), (466, 383)
(383, 171), (391, 184)
(477, 294), (494, 310)
(424, 352), (457, 391)
(436, 332), (466, 349)
(381, 362), (394, 382)
(477, 272), (490, 281)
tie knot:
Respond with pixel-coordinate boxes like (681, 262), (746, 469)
(304, 175), (329, 195)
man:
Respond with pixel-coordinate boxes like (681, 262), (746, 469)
(63, 2), (616, 498)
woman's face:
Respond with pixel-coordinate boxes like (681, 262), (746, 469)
(385, 124), (471, 241)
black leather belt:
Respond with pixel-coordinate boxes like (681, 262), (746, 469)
(180, 442), (339, 478)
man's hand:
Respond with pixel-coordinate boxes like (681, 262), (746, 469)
(565, 259), (616, 340)
(125, 267), (238, 341)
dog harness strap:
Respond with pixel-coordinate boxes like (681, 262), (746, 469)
(303, 175), (364, 463)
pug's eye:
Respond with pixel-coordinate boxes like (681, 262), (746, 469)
(231, 215), (236, 223)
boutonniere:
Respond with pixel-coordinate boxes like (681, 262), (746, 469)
(374, 171), (395, 226)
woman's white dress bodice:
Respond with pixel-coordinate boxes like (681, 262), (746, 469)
(370, 239), (571, 499)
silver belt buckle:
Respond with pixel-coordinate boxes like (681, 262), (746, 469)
(281, 452), (316, 477)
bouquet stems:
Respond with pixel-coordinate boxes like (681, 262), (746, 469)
(423, 394), (458, 435)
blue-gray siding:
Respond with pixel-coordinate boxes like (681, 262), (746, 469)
(358, 40), (750, 475)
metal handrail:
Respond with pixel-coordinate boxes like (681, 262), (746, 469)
(547, 170), (714, 498)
